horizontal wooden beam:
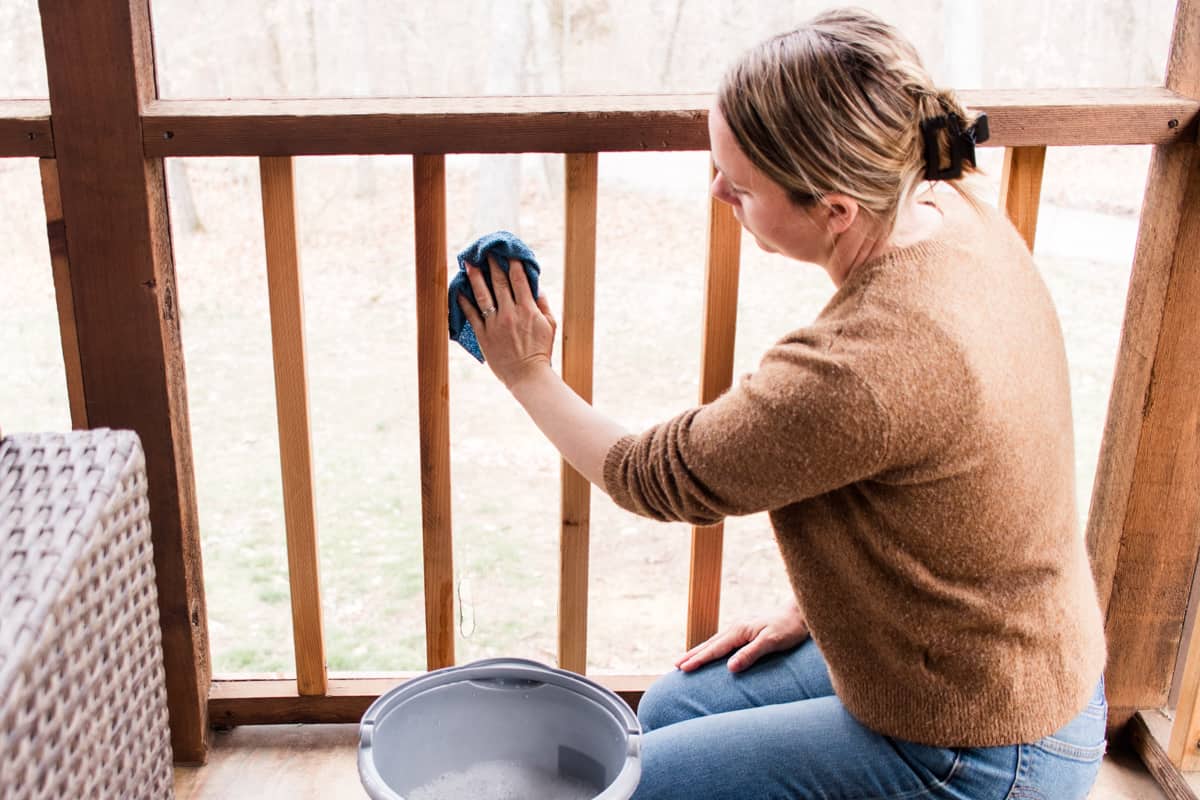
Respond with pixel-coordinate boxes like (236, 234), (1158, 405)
(5, 88), (1197, 159)
(0, 100), (54, 157)
(141, 88), (1199, 156)
(143, 94), (710, 156)
(1128, 710), (1199, 800)
(208, 674), (656, 726)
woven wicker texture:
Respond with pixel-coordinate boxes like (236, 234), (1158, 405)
(0, 430), (175, 799)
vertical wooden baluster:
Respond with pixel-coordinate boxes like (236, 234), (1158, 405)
(259, 156), (327, 696)
(38, 157), (87, 430)
(1169, 613), (1200, 770)
(413, 154), (456, 670)
(558, 152), (599, 675)
(999, 146), (1047, 251)
(687, 162), (742, 649)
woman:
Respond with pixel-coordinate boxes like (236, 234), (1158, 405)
(457, 8), (1107, 799)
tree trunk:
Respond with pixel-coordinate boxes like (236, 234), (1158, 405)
(942, 0), (983, 88)
(472, 0), (532, 236)
(167, 160), (204, 234)
(532, 0), (566, 200)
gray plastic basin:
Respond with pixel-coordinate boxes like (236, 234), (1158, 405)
(358, 658), (642, 800)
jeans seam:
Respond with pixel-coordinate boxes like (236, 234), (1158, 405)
(1002, 744), (1027, 800)
(858, 747), (964, 800)
(1034, 736), (1107, 762)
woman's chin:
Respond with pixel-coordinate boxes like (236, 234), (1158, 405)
(753, 236), (777, 254)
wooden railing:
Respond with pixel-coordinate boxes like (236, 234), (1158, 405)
(2, 3), (1199, 786)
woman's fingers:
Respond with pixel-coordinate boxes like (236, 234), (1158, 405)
(488, 254), (514, 309)
(536, 293), (556, 326)
(464, 261), (495, 318)
(673, 638), (713, 669)
(727, 628), (779, 673)
(535, 295), (557, 358)
(466, 255), (537, 319)
(674, 627), (736, 666)
(508, 257), (538, 308)
(727, 617), (810, 673)
(457, 293), (483, 332)
(676, 623), (760, 673)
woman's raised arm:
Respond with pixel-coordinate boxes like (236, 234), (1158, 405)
(456, 255), (628, 489)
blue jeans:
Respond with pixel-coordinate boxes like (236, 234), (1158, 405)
(633, 640), (1106, 799)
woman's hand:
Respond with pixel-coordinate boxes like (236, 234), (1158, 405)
(458, 255), (558, 391)
(675, 602), (809, 674)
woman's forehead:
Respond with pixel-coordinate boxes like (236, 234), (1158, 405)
(708, 108), (749, 178)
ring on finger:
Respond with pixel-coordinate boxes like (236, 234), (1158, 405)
(480, 304), (498, 319)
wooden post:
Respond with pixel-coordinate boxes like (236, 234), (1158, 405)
(259, 157), (328, 696)
(558, 153), (599, 674)
(413, 154), (455, 670)
(1086, 0), (1200, 729)
(1169, 614), (1200, 770)
(998, 146), (1047, 252)
(38, 159), (87, 430)
(686, 163), (742, 649)
(37, 0), (210, 763)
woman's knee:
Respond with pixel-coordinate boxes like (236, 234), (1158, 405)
(637, 669), (697, 732)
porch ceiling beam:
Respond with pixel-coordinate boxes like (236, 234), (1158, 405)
(140, 87), (1199, 157)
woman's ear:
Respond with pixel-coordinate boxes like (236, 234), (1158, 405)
(822, 194), (861, 235)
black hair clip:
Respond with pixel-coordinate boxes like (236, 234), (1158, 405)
(921, 112), (990, 180)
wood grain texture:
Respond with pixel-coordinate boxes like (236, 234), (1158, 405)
(173, 724), (365, 800)
(1165, 0), (1199, 99)
(0, 100), (53, 157)
(998, 146), (1047, 252)
(1102, 147), (1200, 716)
(38, 158), (87, 430)
(1169, 598), (1200, 770)
(259, 157), (327, 697)
(208, 674), (655, 726)
(38, 0), (210, 764)
(1086, 0), (1200, 720)
(173, 721), (1174, 800)
(1088, 143), (1197, 617)
(558, 153), (598, 674)
(141, 88), (1199, 157)
(1130, 710), (1199, 800)
(686, 169), (742, 649)
(412, 154), (455, 671)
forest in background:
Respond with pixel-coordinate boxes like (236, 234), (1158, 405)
(0, 1), (1180, 674)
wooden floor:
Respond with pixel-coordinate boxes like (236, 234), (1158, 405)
(175, 723), (1174, 800)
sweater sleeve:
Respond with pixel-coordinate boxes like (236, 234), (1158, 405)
(601, 337), (891, 525)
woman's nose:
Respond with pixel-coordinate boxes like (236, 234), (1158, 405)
(710, 173), (730, 204)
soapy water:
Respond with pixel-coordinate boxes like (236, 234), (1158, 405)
(405, 760), (599, 800)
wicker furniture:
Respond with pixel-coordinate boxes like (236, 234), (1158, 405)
(0, 430), (175, 799)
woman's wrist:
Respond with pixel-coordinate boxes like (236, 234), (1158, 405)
(507, 358), (557, 399)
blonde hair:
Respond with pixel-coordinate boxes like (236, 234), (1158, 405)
(717, 7), (982, 232)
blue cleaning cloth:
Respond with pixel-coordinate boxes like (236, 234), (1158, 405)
(448, 231), (541, 363)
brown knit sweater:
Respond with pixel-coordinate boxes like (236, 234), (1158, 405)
(603, 194), (1107, 747)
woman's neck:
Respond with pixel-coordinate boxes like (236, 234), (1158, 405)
(826, 196), (944, 287)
